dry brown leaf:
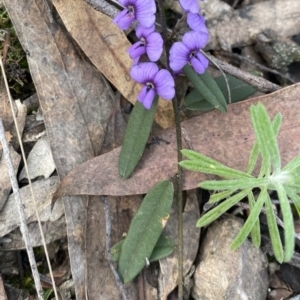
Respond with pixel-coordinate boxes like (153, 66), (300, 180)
(52, 0), (175, 128)
(53, 83), (300, 200)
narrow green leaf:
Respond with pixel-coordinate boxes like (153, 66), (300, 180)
(250, 104), (270, 175)
(246, 113), (282, 175)
(285, 187), (300, 209)
(111, 235), (174, 263)
(283, 155), (300, 173)
(119, 97), (158, 178)
(183, 65), (227, 112)
(148, 235), (174, 262)
(231, 188), (266, 250)
(180, 160), (252, 179)
(265, 194), (284, 263)
(275, 183), (295, 262)
(251, 103), (281, 174)
(118, 180), (174, 283)
(209, 190), (234, 203)
(200, 178), (268, 191)
(248, 191), (261, 247)
(196, 189), (251, 227)
(184, 74), (256, 111)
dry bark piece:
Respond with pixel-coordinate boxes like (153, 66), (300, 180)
(53, 83), (300, 199)
(206, 0), (300, 51)
(19, 136), (56, 182)
(0, 176), (62, 238)
(3, 0), (116, 297)
(0, 146), (20, 211)
(159, 190), (200, 300)
(192, 214), (269, 300)
(0, 216), (66, 250)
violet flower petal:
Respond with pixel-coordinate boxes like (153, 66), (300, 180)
(190, 54), (209, 74)
(135, 0), (156, 28)
(146, 32), (163, 62)
(169, 42), (190, 72)
(153, 70), (175, 100)
(135, 25), (155, 38)
(187, 13), (209, 34)
(113, 9), (135, 30)
(182, 31), (209, 50)
(130, 62), (158, 84)
(138, 86), (156, 109)
(127, 42), (146, 60)
(179, 0), (199, 13)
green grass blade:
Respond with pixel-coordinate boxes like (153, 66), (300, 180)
(119, 97), (158, 178)
(118, 180), (174, 283)
(231, 188), (266, 249)
(275, 183), (295, 262)
(183, 65), (227, 112)
(248, 191), (261, 247)
(265, 194), (284, 263)
(196, 189), (251, 227)
(200, 178), (268, 191)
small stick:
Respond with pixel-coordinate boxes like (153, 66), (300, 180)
(0, 118), (44, 300)
(101, 197), (128, 300)
(218, 50), (295, 84)
(205, 53), (281, 93)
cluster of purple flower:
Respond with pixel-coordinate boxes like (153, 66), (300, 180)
(169, 0), (209, 74)
(113, 0), (209, 109)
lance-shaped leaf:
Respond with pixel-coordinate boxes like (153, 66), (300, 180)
(119, 97), (158, 178)
(184, 74), (256, 111)
(118, 180), (174, 283)
(231, 187), (267, 250)
(111, 235), (174, 263)
(183, 65), (227, 112)
(285, 187), (300, 209)
(209, 190), (234, 203)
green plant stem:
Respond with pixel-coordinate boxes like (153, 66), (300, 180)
(172, 95), (184, 300)
(156, 0), (184, 298)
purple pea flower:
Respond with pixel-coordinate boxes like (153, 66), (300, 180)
(130, 63), (175, 109)
(127, 25), (163, 64)
(169, 31), (209, 74)
(179, 0), (199, 14)
(187, 13), (209, 35)
(113, 0), (156, 30)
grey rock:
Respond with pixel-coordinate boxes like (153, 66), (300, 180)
(192, 214), (269, 300)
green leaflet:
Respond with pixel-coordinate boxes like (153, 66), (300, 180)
(111, 235), (174, 263)
(183, 65), (227, 112)
(118, 180), (174, 283)
(184, 74), (256, 111)
(180, 103), (297, 263)
(119, 97), (158, 179)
